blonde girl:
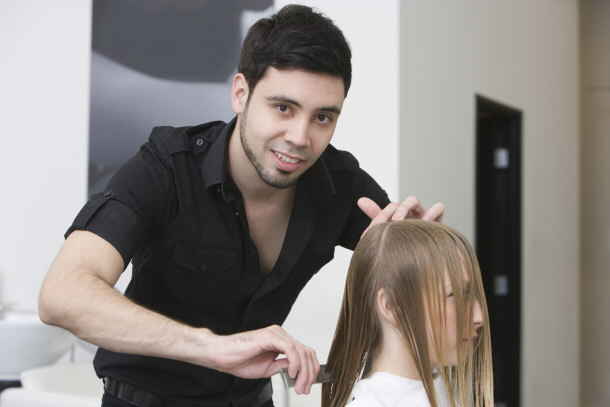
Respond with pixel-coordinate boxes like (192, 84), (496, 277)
(322, 220), (493, 407)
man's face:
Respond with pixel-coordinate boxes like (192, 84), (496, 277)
(234, 67), (345, 189)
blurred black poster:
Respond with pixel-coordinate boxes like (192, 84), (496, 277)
(88, 0), (273, 194)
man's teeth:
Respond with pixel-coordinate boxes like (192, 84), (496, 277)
(275, 152), (300, 164)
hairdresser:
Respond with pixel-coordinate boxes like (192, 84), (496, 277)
(39, 5), (444, 407)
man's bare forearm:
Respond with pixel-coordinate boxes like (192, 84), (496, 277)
(39, 231), (215, 367)
(39, 230), (319, 394)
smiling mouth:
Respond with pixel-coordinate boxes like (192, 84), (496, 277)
(274, 151), (301, 164)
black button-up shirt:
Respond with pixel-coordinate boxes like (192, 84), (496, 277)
(67, 118), (390, 406)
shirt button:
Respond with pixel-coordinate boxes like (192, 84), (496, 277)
(199, 264), (208, 271)
(102, 191), (111, 197)
(196, 138), (204, 146)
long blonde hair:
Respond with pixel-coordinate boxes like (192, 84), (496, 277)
(322, 220), (493, 407)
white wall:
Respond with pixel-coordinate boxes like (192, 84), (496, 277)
(400, 1), (580, 406)
(0, 0), (91, 312)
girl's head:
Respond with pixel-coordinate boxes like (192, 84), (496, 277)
(322, 219), (493, 407)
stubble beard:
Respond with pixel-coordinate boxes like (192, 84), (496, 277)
(239, 109), (299, 189)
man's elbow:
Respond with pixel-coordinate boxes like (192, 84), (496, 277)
(38, 278), (67, 326)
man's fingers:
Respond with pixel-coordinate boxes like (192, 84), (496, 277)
(358, 197), (400, 224)
(288, 345), (318, 394)
(357, 197), (382, 219)
(360, 196), (426, 222)
(375, 202), (400, 223)
(269, 357), (289, 376)
(358, 196), (446, 232)
(422, 202), (445, 222)
(264, 326), (318, 395)
(300, 347), (319, 394)
(391, 195), (424, 220)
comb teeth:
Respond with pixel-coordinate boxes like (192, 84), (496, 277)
(279, 364), (332, 388)
(279, 368), (296, 388)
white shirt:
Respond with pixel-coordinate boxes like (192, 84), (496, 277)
(347, 372), (450, 407)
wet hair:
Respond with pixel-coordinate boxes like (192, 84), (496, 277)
(238, 4), (352, 97)
(322, 220), (494, 407)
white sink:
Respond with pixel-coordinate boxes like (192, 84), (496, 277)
(0, 311), (77, 380)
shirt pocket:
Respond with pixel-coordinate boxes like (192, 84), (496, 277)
(170, 241), (239, 308)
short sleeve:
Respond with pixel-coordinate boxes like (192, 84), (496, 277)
(66, 143), (174, 268)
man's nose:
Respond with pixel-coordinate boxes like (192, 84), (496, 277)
(284, 119), (311, 147)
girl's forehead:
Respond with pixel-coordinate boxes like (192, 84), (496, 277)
(443, 266), (471, 287)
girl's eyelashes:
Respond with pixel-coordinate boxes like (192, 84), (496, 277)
(446, 290), (472, 298)
(447, 283), (473, 298)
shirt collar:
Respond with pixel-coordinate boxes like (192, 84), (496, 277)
(300, 153), (337, 210)
(200, 117), (236, 193)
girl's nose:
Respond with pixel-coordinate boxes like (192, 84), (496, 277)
(473, 299), (484, 329)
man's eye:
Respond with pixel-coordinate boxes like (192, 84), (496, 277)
(317, 114), (331, 123)
(277, 104), (289, 113)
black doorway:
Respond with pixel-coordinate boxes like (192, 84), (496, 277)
(475, 95), (522, 407)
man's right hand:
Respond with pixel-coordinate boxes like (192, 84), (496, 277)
(202, 325), (320, 395)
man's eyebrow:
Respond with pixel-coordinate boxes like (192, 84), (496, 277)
(266, 95), (342, 115)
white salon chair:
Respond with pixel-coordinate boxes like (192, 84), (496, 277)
(0, 363), (102, 407)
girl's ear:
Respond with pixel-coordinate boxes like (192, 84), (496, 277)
(231, 73), (249, 114)
(376, 288), (398, 326)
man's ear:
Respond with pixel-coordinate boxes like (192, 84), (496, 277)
(231, 73), (249, 114)
(376, 288), (398, 326)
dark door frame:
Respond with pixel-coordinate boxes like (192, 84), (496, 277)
(475, 94), (522, 407)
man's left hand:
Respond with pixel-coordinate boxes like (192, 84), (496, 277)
(358, 196), (445, 236)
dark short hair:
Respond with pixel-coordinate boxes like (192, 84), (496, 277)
(238, 4), (352, 97)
